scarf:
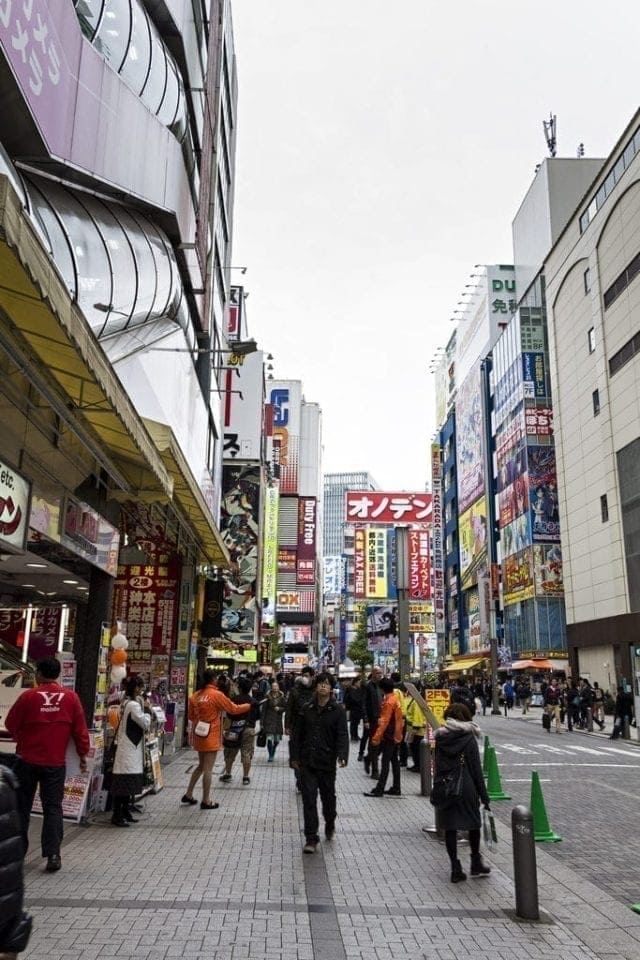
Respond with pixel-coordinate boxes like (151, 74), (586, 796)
(439, 717), (482, 739)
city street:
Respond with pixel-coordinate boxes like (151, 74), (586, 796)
(17, 715), (640, 960)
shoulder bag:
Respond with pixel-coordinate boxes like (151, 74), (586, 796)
(430, 753), (465, 809)
(194, 719), (211, 737)
(126, 706), (144, 747)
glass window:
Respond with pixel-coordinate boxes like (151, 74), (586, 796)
(84, 195), (137, 336)
(95, 0), (130, 71)
(600, 495), (609, 523)
(74, 0), (105, 41)
(592, 389), (600, 416)
(25, 180), (76, 294)
(588, 327), (596, 354)
(604, 171), (616, 198)
(623, 139), (635, 169)
(634, 128), (640, 155)
(595, 184), (607, 210)
(109, 206), (156, 327)
(143, 37), (167, 114)
(583, 268), (591, 294)
(613, 155), (625, 184)
(579, 211), (590, 234)
(120, 1), (151, 96)
(157, 58), (180, 128)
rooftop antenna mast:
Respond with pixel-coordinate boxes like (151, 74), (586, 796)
(543, 113), (557, 157)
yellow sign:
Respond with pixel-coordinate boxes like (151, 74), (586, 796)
(426, 689), (451, 728)
(365, 527), (388, 598)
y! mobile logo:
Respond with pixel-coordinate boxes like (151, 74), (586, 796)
(38, 690), (65, 712)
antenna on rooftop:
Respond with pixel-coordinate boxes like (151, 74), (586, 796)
(577, 142), (585, 158)
(543, 113), (557, 157)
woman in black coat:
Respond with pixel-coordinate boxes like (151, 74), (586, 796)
(433, 702), (491, 883)
(0, 762), (32, 957)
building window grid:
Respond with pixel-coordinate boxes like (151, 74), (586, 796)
(600, 494), (609, 523)
(592, 389), (600, 416)
(588, 327), (596, 354)
(579, 123), (640, 233)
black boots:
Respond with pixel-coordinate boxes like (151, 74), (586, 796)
(470, 854), (491, 877)
(451, 859), (467, 883)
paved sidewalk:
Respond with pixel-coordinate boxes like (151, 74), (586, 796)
(20, 744), (640, 960)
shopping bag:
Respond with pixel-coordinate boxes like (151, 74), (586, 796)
(482, 807), (497, 848)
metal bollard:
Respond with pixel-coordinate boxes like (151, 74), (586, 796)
(623, 716), (631, 740)
(512, 805), (539, 921)
(420, 738), (431, 797)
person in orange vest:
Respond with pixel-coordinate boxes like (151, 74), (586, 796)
(364, 677), (404, 797)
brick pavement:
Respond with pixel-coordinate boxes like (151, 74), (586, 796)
(19, 738), (640, 960)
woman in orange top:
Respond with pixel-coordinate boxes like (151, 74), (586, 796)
(182, 670), (250, 809)
(364, 677), (404, 798)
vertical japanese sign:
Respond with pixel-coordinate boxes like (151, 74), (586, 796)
(353, 528), (366, 599)
(431, 444), (445, 644)
(409, 528), (431, 600)
(296, 497), (316, 585)
(112, 562), (180, 674)
(260, 485), (279, 630)
(455, 365), (485, 513)
(365, 528), (387, 598)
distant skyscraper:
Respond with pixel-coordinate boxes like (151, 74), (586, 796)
(323, 472), (378, 557)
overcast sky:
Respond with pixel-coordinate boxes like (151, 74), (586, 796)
(230, 1), (639, 491)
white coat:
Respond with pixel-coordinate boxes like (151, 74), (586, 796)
(113, 698), (150, 776)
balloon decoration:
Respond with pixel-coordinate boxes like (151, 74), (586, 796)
(110, 624), (129, 685)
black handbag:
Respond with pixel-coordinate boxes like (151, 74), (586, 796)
(256, 729), (267, 748)
(430, 754), (465, 809)
(126, 712), (143, 746)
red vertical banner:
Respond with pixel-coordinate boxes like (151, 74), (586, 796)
(354, 528), (366, 599)
(409, 529), (431, 600)
(112, 562), (180, 674)
(296, 497), (316, 585)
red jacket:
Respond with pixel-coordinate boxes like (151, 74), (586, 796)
(5, 682), (90, 767)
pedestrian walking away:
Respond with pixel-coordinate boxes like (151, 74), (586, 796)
(182, 669), (251, 808)
(219, 675), (260, 785)
(260, 680), (286, 761)
(342, 674), (365, 744)
(110, 676), (152, 826)
(433, 702), (491, 884)
(364, 677), (403, 797)
(5, 657), (90, 873)
(290, 672), (349, 854)
(610, 685), (634, 739)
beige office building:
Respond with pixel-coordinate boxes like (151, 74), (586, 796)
(545, 108), (640, 694)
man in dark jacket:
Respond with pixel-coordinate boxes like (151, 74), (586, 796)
(361, 666), (383, 775)
(291, 672), (348, 853)
(611, 686), (635, 740)
(342, 675), (365, 743)
(284, 666), (315, 790)
(0, 762), (32, 958)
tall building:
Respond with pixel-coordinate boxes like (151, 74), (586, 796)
(323, 472), (379, 556)
(545, 109), (640, 694)
(0, 2), (238, 744)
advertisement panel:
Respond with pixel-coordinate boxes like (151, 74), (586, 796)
(533, 544), (564, 597)
(222, 350), (264, 461)
(296, 497), (317, 585)
(61, 496), (119, 576)
(322, 555), (342, 597)
(269, 381), (302, 494)
(458, 497), (487, 586)
(496, 439), (526, 494)
(431, 443), (445, 643)
(528, 446), (560, 542)
(345, 492), (432, 525)
(260, 485), (279, 630)
(278, 548), (297, 571)
(525, 404), (553, 438)
(498, 472), (528, 528)
(227, 285), (244, 338)
(386, 528), (397, 600)
(221, 464), (260, 641)
(282, 625), (312, 646)
(365, 528), (388, 599)
(409, 602), (434, 632)
(0, 458), (30, 551)
(501, 511), (531, 560)
(467, 586), (481, 652)
(455, 366), (485, 513)
(112, 561), (180, 674)
(366, 604), (398, 653)
(522, 352), (547, 399)
(503, 549), (535, 606)
(494, 356), (522, 427)
(496, 409), (526, 461)
(409, 528), (431, 600)
(354, 528), (366, 599)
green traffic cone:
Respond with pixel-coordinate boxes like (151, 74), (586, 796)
(482, 736), (491, 778)
(486, 745), (511, 800)
(530, 770), (562, 842)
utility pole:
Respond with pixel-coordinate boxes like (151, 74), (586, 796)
(395, 525), (411, 679)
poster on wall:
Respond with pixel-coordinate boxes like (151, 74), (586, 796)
(112, 562), (180, 676)
(528, 446), (560, 542)
(221, 464), (260, 641)
(408, 528), (431, 600)
(458, 497), (487, 586)
(533, 544), (564, 597)
(501, 511), (531, 560)
(456, 366), (485, 513)
(503, 549), (535, 606)
(365, 604), (398, 653)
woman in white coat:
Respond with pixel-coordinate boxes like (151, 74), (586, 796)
(110, 676), (151, 826)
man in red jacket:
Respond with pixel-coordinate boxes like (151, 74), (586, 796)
(5, 657), (90, 873)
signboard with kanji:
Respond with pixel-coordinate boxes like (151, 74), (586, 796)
(345, 492), (432, 525)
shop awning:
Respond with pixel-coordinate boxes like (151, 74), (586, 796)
(443, 657), (485, 672)
(0, 176), (172, 499)
(511, 659), (554, 671)
(144, 420), (230, 568)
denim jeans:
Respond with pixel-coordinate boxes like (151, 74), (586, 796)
(15, 759), (66, 857)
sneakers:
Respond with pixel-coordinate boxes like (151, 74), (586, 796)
(242, 777), (250, 785)
(303, 840), (318, 854)
(219, 773), (232, 782)
(363, 789), (383, 797)
(45, 854), (62, 872)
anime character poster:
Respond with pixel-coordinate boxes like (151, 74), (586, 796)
(221, 464), (261, 639)
(533, 544), (564, 597)
(503, 549), (535, 606)
(365, 604), (398, 653)
(459, 497), (487, 587)
(528, 446), (560, 542)
(456, 366), (485, 513)
(501, 511), (531, 561)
